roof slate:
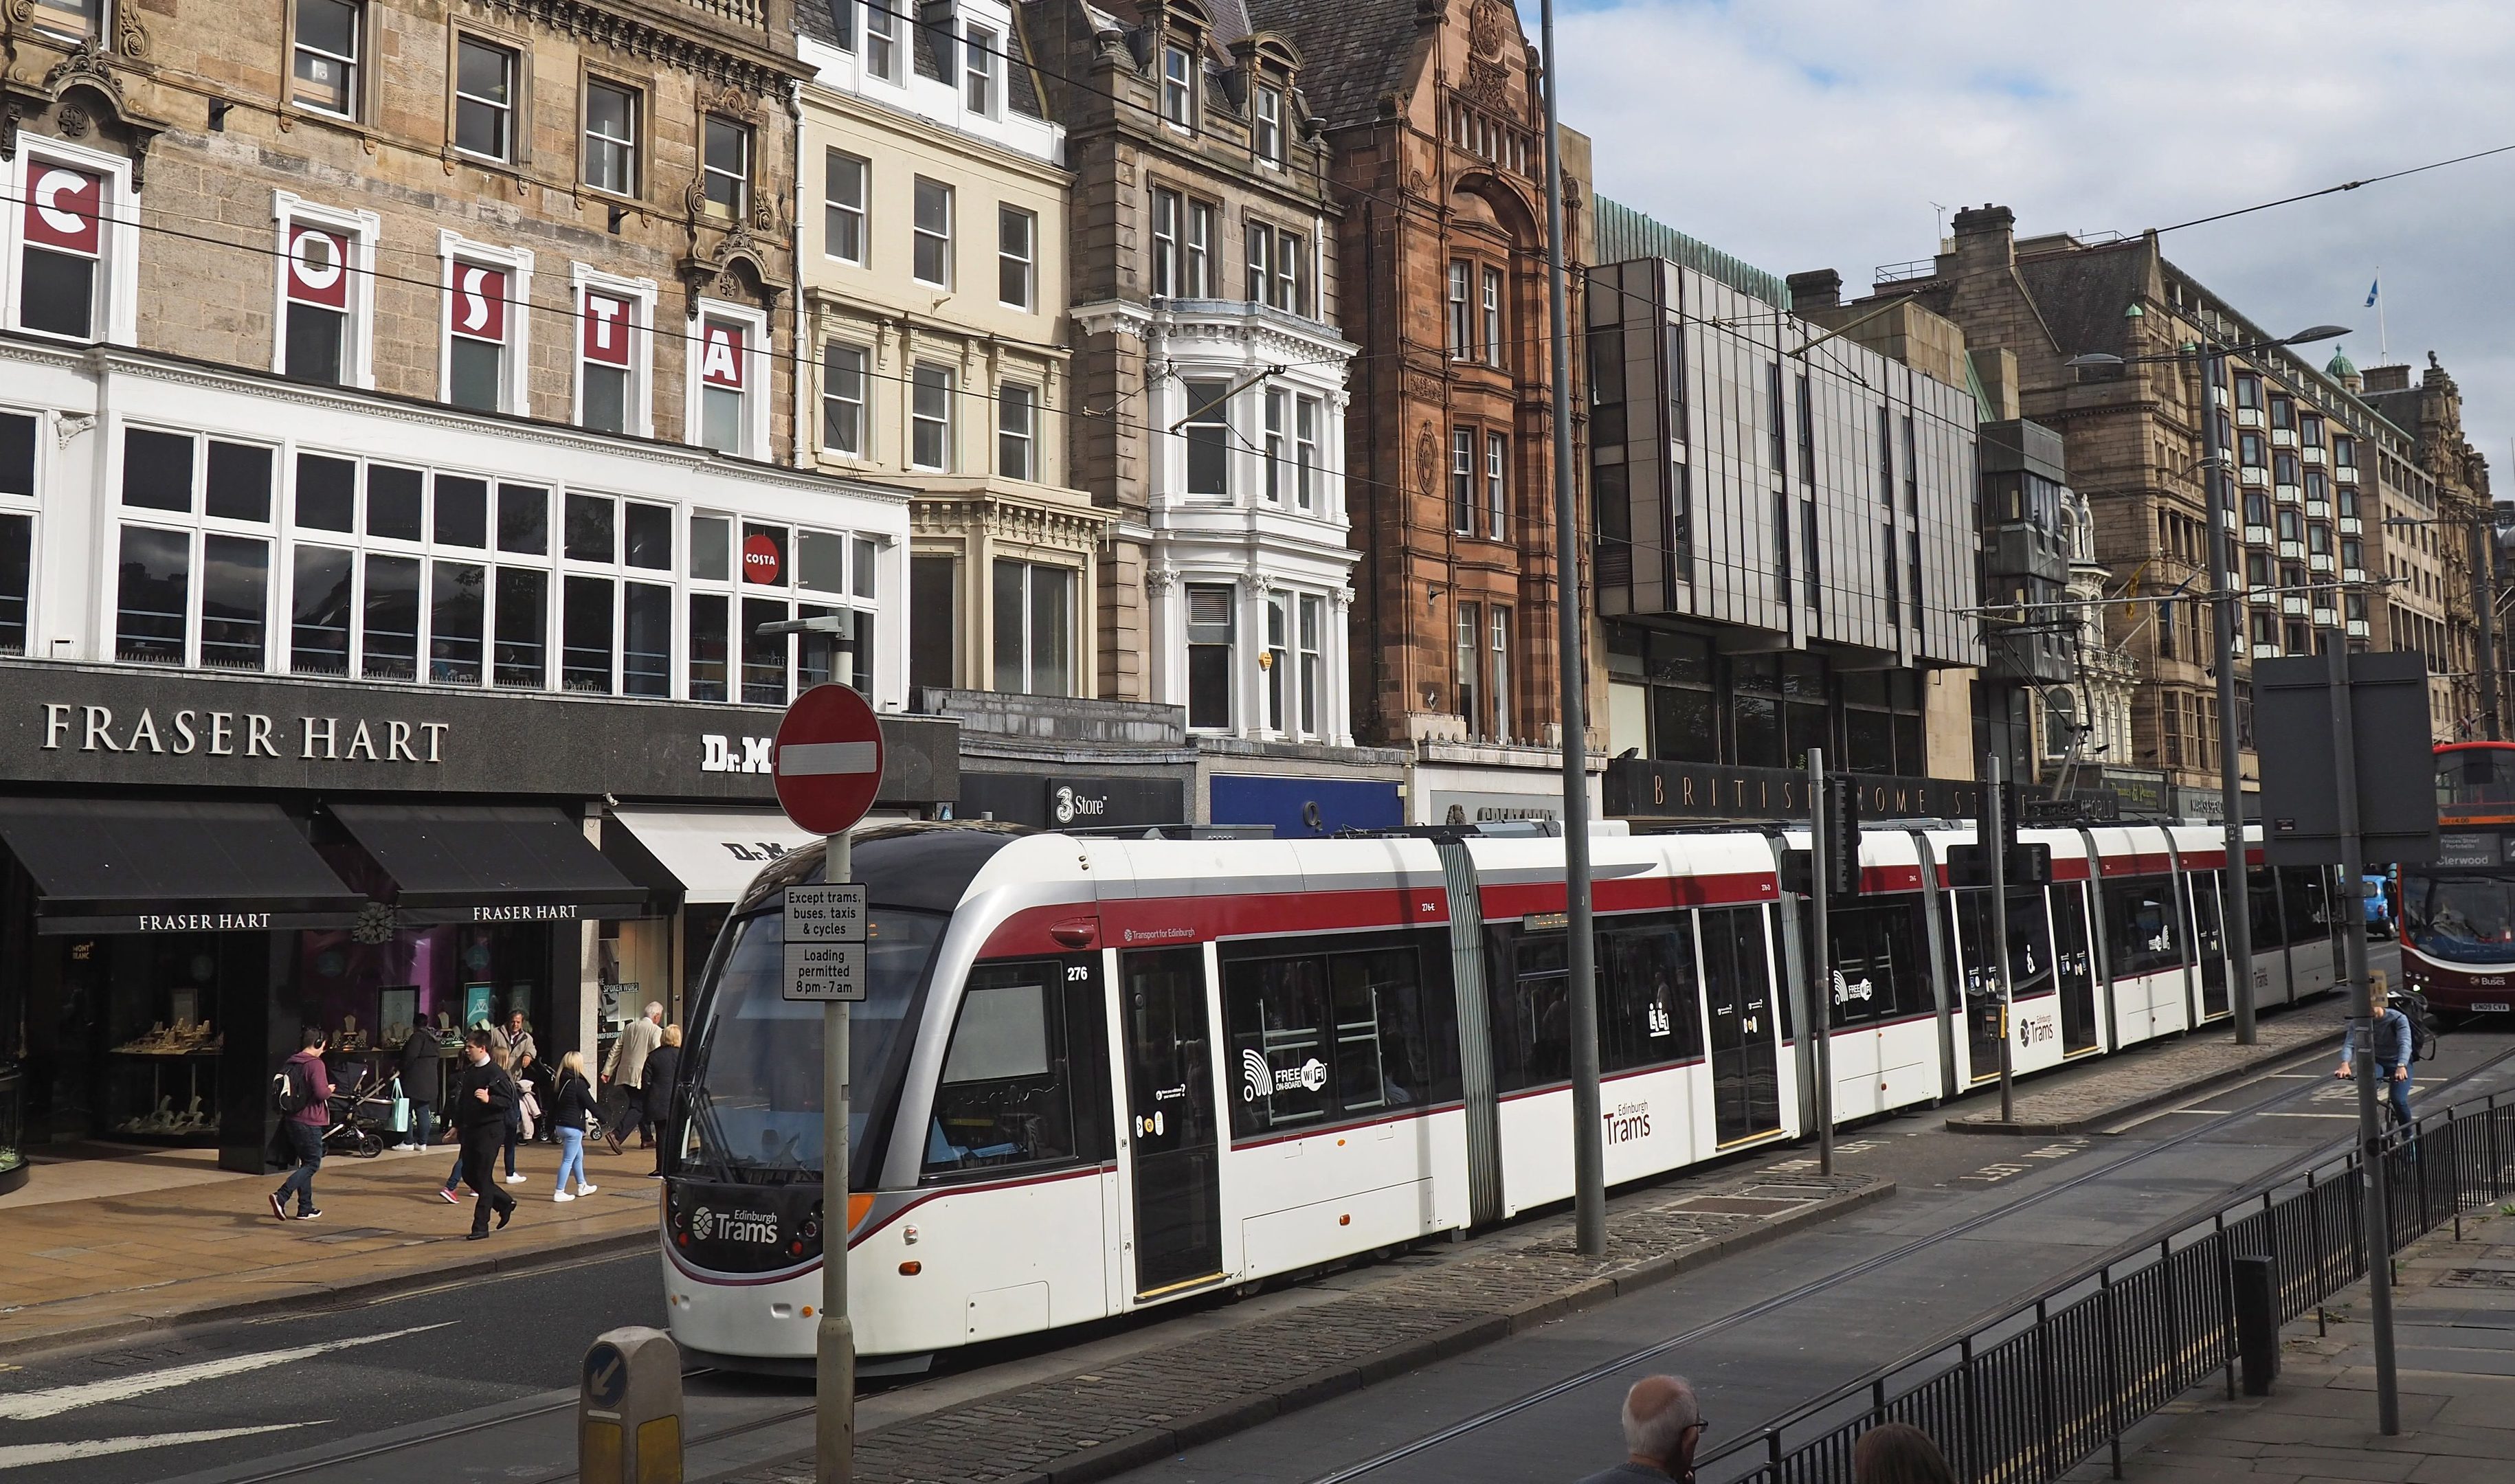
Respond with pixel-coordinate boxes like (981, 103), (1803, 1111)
(1240, 0), (1420, 128)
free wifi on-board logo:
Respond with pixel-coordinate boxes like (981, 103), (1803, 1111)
(1240, 1050), (1330, 1101)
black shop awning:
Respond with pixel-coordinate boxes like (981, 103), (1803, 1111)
(0, 798), (366, 935)
(323, 803), (646, 925)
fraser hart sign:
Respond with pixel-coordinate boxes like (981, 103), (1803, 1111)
(0, 664), (957, 804)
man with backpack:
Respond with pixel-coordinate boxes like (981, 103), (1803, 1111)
(271, 1027), (332, 1222)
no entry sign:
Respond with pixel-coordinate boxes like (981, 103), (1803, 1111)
(772, 684), (885, 836)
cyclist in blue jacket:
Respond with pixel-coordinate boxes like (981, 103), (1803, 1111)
(2336, 971), (2414, 1135)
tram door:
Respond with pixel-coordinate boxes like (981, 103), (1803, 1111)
(1703, 906), (1782, 1144)
(1119, 947), (1223, 1298)
(2191, 884), (2229, 1020)
(2053, 886), (2100, 1055)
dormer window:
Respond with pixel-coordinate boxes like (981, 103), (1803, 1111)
(1161, 45), (1194, 128)
(965, 25), (998, 115)
(1254, 84), (1284, 164)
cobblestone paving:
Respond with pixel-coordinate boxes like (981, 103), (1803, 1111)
(1949, 1000), (2344, 1134)
(732, 1168), (1888, 1484)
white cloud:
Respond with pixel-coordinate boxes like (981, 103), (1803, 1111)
(1545, 0), (2515, 471)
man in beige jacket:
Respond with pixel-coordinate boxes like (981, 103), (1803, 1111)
(603, 1002), (664, 1155)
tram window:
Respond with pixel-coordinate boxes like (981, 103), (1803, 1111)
(2279, 867), (2329, 944)
(1490, 932), (1571, 1094)
(2103, 875), (2184, 976)
(1826, 898), (1924, 1026)
(1598, 918), (1703, 1072)
(1223, 940), (1449, 1137)
(922, 961), (1102, 1178)
(1949, 888), (2057, 1001)
(2248, 867), (2286, 951)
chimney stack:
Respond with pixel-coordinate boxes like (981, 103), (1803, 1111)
(1786, 269), (1842, 311)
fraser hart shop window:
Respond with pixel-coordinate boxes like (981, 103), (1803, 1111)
(109, 424), (880, 700)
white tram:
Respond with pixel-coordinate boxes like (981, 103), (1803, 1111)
(660, 819), (2345, 1369)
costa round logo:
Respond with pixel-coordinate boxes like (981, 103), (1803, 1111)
(741, 532), (781, 585)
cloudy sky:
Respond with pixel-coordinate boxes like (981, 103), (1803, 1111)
(1543, 0), (2515, 473)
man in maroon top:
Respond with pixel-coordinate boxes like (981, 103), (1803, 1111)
(271, 1026), (332, 1222)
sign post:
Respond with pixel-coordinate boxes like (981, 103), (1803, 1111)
(2257, 645), (2441, 1442)
(1807, 749), (1835, 1176)
(770, 683), (886, 1484)
(1985, 754), (2015, 1125)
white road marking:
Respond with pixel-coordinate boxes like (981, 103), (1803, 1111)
(2264, 1112), (2365, 1119)
(0, 1324), (453, 1420)
(0, 1421), (323, 1468)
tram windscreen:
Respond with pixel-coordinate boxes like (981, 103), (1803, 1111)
(2406, 873), (2515, 965)
(680, 904), (948, 1188)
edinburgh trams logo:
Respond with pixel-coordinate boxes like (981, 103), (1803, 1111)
(1241, 1048), (1328, 1102)
(689, 1206), (779, 1244)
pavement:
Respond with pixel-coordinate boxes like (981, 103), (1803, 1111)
(1949, 998), (2347, 1134)
(2065, 1204), (2515, 1483)
(0, 1134), (659, 1361)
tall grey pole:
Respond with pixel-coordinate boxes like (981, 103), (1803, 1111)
(2329, 636), (2400, 1436)
(817, 831), (854, 1482)
(1987, 754), (2015, 1125)
(2201, 347), (2258, 1044)
(2470, 514), (2501, 741)
(1536, 0), (1604, 1257)
(1807, 749), (1835, 1177)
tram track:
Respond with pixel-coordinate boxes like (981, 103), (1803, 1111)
(201, 1033), (2514, 1484)
(1300, 1031), (2515, 1484)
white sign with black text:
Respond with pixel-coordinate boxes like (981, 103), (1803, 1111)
(783, 884), (869, 1001)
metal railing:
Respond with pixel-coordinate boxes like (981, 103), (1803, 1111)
(1705, 1089), (2515, 1483)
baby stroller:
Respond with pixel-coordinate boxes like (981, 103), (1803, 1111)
(321, 1066), (394, 1158)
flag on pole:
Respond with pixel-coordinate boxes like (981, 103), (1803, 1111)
(2366, 277), (2380, 308)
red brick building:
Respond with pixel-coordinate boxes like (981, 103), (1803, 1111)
(1245, 0), (1594, 821)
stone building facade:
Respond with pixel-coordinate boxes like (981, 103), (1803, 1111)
(1243, 0), (1594, 822)
(2349, 352), (2494, 739)
(792, 0), (1096, 701)
(1864, 205), (2445, 794)
(1025, 0), (1402, 832)
(0, 1), (919, 703)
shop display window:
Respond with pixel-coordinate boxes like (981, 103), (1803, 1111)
(55, 931), (260, 1145)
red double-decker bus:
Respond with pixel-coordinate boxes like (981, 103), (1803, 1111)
(2400, 741), (2515, 1014)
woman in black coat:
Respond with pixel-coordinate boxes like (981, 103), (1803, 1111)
(640, 1025), (682, 1177)
(396, 1024), (445, 1150)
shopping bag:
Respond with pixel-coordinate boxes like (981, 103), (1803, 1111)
(390, 1097), (411, 1134)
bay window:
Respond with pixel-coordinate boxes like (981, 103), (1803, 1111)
(1183, 380), (1230, 497)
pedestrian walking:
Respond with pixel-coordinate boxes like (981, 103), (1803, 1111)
(437, 1046), (524, 1199)
(269, 1026), (332, 1222)
(1574, 1375), (1703, 1483)
(603, 1002), (664, 1156)
(452, 1030), (518, 1239)
(2338, 970), (2416, 1137)
(1852, 1422), (1954, 1484)
(395, 1020), (442, 1151)
(495, 1044), (528, 1184)
(641, 1026), (682, 1177)
(493, 1011), (548, 1140)
(549, 1051), (599, 1202)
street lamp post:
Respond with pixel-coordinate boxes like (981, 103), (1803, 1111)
(2068, 324), (2348, 1047)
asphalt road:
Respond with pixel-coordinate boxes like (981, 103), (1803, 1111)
(3, 960), (2469, 1484)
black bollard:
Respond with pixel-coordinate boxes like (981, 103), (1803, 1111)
(2233, 1254), (2280, 1397)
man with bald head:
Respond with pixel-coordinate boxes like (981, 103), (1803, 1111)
(1576, 1374), (1704, 1482)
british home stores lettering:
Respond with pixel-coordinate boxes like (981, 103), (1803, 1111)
(43, 704), (449, 763)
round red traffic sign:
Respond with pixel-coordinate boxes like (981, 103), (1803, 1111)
(772, 684), (885, 836)
(741, 532), (782, 585)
